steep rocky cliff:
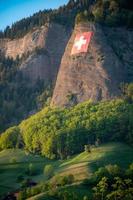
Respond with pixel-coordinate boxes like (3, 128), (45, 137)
(51, 22), (129, 107)
(0, 23), (71, 83)
(103, 27), (133, 82)
(0, 21), (132, 107)
(20, 23), (71, 83)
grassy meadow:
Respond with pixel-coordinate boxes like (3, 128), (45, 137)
(0, 142), (133, 199)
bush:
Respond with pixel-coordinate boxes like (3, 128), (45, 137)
(75, 11), (88, 24)
(10, 157), (17, 164)
(52, 174), (74, 187)
(94, 165), (123, 183)
(92, 7), (104, 23)
(17, 190), (27, 200)
(94, 167), (108, 182)
(0, 126), (20, 150)
(21, 178), (30, 189)
(84, 145), (91, 153)
(44, 164), (54, 179)
(126, 163), (133, 178)
(92, 175), (133, 200)
(25, 163), (37, 176)
(105, 164), (122, 177)
(83, 196), (89, 200)
(57, 190), (78, 200)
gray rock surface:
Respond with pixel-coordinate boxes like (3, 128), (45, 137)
(0, 23), (71, 83)
(51, 22), (127, 107)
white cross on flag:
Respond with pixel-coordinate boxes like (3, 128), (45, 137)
(71, 32), (93, 55)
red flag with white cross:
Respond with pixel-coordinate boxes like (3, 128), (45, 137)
(71, 32), (93, 55)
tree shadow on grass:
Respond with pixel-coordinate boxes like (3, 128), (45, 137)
(88, 143), (133, 174)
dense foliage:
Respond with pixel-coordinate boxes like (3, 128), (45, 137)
(1, 0), (132, 40)
(0, 98), (133, 159)
(93, 176), (133, 200)
(76, 0), (133, 27)
(17, 174), (75, 200)
(92, 163), (133, 200)
(16, 163), (133, 200)
(0, 0), (91, 39)
(92, 0), (133, 27)
(0, 126), (20, 149)
(0, 55), (51, 133)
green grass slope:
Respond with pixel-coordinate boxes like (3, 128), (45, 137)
(0, 143), (133, 199)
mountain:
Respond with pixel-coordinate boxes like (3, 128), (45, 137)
(0, 22), (71, 132)
(0, 23), (71, 83)
(0, 1), (133, 199)
(51, 22), (130, 107)
(0, 0), (133, 132)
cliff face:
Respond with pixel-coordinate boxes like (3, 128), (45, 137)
(0, 23), (71, 83)
(0, 21), (132, 106)
(0, 26), (47, 59)
(51, 22), (127, 107)
(20, 23), (71, 83)
(103, 27), (133, 82)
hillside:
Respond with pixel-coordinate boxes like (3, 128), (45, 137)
(0, 0), (133, 133)
(0, 23), (70, 132)
(0, 23), (71, 83)
(51, 22), (129, 107)
(0, 98), (133, 159)
(0, 1), (133, 199)
(0, 143), (133, 199)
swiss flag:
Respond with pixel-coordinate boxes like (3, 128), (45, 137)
(71, 32), (93, 55)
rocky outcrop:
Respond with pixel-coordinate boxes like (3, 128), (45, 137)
(51, 22), (127, 107)
(19, 53), (51, 83)
(0, 26), (47, 59)
(0, 23), (71, 83)
(103, 27), (133, 82)
(0, 21), (132, 105)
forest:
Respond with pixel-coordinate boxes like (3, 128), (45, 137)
(0, 54), (52, 133)
(0, 0), (133, 39)
(0, 0), (133, 134)
(0, 1), (133, 199)
(16, 163), (133, 200)
(0, 86), (133, 159)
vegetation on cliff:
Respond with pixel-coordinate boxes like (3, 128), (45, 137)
(0, 0), (133, 132)
(0, 55), (52, 133)
(0, 1), (133, 199)
(0, 0), (132, 39)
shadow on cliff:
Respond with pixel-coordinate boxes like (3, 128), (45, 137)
(44, 22), (72, 83)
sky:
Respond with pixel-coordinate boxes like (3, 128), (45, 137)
(0, 0), (69, 31)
